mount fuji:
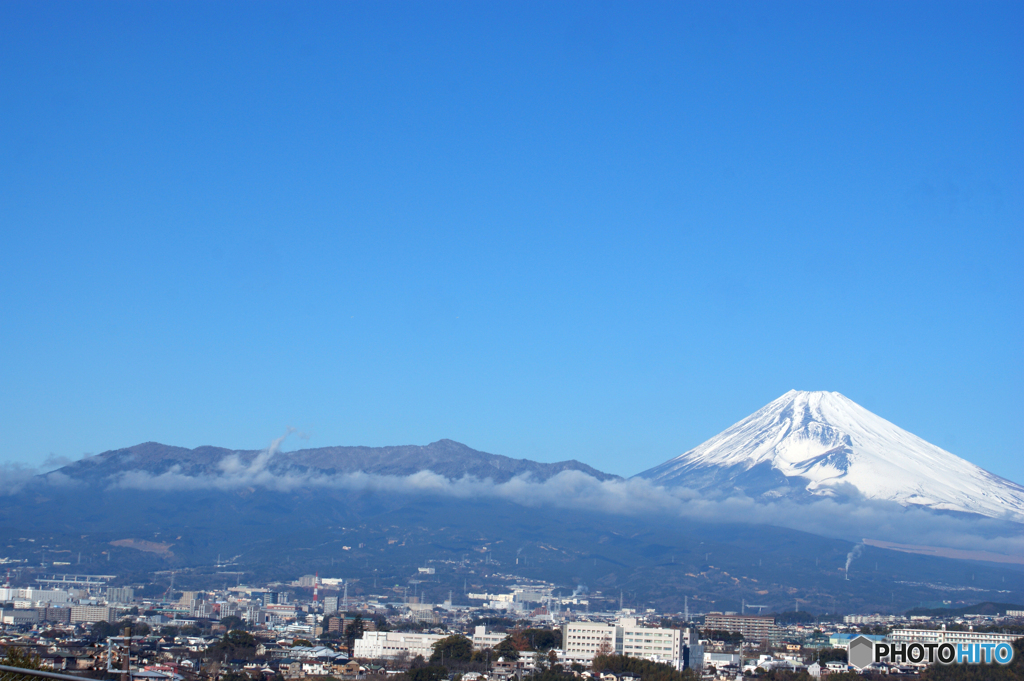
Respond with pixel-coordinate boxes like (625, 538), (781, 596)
(637, 390), (1024, 523)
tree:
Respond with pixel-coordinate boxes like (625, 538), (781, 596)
(90, 620), (120, 640)
(700, 629), (743, 645)
(522, 628), (562, 652)
(494, 638), (520, 661)
(407, 666), (448, 681)
(534, 669), (578, 681)
(220, 615), (246, 631)
(816, 648), (846, 665)
(292, 638), (314, 648)
(509, 629), (530, 652)
(2, 647), (44, 670)
(429, 634), (474, 665)
(345, 614), (365, 651)
(208, 630), (259, 662)
(590, 654), (698, 681)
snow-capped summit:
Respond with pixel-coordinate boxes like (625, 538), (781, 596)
(637, 390), (1024, 522)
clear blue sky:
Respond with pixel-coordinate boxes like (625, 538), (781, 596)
(1, 1), (1021, 482)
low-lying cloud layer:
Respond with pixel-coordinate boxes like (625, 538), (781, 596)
(13, 434), (1024, 561)
(92, 437), (1023, 560)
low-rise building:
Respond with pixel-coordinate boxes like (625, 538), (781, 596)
(352, 631), (446, 660)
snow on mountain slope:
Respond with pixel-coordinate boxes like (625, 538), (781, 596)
(638, 390), (1024, 522)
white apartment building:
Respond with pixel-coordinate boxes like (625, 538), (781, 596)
(562, 621), (618, 662)
(562, 618), (702, 671)
(353, 631), (447, 660)
(619, 619), (683, 664)
(70, 605), (116, 623)
(620, 618), (702, 671)
(471, 625), (507, 649)
(888, 628), (1020, 647)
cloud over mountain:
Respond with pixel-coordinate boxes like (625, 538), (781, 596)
(40, 432), (1021, 561)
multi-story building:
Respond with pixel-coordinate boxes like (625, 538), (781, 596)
(619, 619), (683, 663)
(703, 613), (778, 642)
(888, 628), (1020, 647)
(39, 607), (72, 624)
(323, 596), (339, 614)
(562, 618), (703, 671)
(179, 591), (200, 607)
(0, 587), (71, 605)
(107, 587), (135, 604)
(70, 605), (116, 623)
(471, 625), (507, 649)
(352, 631), (446, 660)
(562, 621), (618, 662)
(1, 608), (40, 625)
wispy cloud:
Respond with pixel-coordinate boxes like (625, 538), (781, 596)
(0, 462), (43, 495)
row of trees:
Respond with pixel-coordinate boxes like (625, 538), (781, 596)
(590, 654), (698, 681)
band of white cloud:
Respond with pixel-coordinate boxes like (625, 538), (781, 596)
(8, 434), (1023, 560)
(100, 455), (1024, 559)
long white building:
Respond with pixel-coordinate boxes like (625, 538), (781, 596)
(888, 628), (1020, 647)
(0, 587), (71, 605)
(353, 631), (447, 660)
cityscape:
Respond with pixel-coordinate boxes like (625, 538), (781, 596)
(2, 1), (1021, 681)
(2, 563), (1022, 679)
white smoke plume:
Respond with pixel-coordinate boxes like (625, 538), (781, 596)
(845, 542), (865, 579)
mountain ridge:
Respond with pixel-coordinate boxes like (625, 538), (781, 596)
(57, 438), (620, 484)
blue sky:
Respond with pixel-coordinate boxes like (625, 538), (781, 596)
(1, 1), (1021, 482)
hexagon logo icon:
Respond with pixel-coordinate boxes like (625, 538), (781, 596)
(848, 635), (876, 670)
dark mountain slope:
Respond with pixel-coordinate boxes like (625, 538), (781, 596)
(56, 438), (617, 484)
